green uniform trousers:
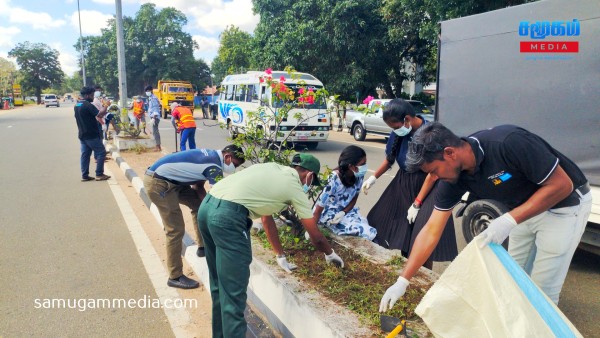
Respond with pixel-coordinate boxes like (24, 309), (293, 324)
(143, 175), (203, 279)
(198, 194), (252, 338)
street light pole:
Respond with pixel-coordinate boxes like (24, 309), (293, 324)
(115, 0), (128, 123)
(210, 74), (215, 119)
(77, 0), (86, 86)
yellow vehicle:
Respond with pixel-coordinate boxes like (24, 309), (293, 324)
(12, 84), (23, 106)
(153, 80), (195, 119)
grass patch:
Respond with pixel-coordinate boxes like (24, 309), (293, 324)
(254, 227), (428, 331)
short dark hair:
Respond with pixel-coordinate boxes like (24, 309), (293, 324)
(222, 144), (245, 164)
(144, 85), (153, 91)
(405, 122), (462, 173)
(382, 99), (416, 124)
(80, 86), (95, 96)
(94, 85), (102, 90)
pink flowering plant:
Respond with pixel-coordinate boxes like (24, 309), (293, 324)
(225, 66), (330, 171)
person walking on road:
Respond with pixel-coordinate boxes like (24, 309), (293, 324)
(379, 123), (592, 312)
(74, 86), (111, 182)
(198, 153), (344, 338)
(145, 85), (161, 152)
(362, 99), (456, 269)
(170, 102), (196, 151)
(144, 145), (245, 289)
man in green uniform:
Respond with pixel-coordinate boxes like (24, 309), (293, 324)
(198, 153), (344, 338)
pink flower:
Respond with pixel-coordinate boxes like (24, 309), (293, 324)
(259, 77), (264, 83)
(279, 76), (285, 82)
(298, 88), (305, 95)
(265, 68), (272, 75)
(308, 87), (314, 92)
(306, 96), (315, 104)
(363, 95), (374, 105)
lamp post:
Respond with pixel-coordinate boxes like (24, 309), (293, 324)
(77, 0), (86, 86)
(210, 74), (215, 119)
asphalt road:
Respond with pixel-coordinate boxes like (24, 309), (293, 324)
(1, 104), (597, 336)
(0, 103), (173, 337)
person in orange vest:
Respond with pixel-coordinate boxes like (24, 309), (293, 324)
(170, 102), (196, 151)
(132, 96), (147, 134)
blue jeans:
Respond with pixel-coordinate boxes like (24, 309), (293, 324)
(180, 127), (196, 151)
(80, 137), (106, 178)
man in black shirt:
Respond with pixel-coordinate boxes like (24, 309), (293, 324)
(379, 123), (592, 310)
(74, 86), (110, 181)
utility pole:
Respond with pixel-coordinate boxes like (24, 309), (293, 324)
(77, 0), (86, 86)
(115, 0), (128, 123)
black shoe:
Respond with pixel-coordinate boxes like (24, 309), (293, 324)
(167, 275), (200, 289)
(81, 176), (95, 182)
(196, 247), (205, 257)
(95, 174), (111, 181)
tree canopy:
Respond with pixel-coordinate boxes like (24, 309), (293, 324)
(8, 42), (64, 103)
(211, 26), (254, 84)
(77, 3), (202, 98)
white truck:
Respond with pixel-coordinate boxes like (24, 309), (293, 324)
(344, 99), (433, 141)
(436, 0), (600, 254)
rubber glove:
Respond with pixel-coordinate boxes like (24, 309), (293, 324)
(361, 176), (377, 195)
(276, 255), (297, 273)
(304, 231), (310, 241)
(324, 249), (344, 268)
(406, 204), (420, 224)
(250, 221), (263, 235)
(477, 213), (517, 248)
(379, 276), (410, 312)
(331, 211), (345, 224)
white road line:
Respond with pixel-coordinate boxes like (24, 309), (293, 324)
(104, 169), (194, 338)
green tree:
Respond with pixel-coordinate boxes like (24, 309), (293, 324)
(252, 0), (389, 101)
(0, 57), (17, 97)
(211, 25), (254, 84)
(8, 42), (64, 103)
(76, 4), (199, 99)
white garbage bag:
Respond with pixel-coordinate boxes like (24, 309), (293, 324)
(415, 237), (582, 338)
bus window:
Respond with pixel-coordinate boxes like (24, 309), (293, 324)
(235, 86), (246, 101)
(226, 85), (235, 100)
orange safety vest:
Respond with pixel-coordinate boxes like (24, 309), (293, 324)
(133, 101), (144, 117)
(174, 107), (196, 130)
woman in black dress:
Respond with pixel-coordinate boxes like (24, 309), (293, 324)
(362, 99), (457, 268)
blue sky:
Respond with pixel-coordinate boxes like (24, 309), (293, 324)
(0, 0), (259, 75)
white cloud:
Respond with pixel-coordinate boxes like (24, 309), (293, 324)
(50, 42), (79, 75)
(70, 10), (113, 35)
(192, 35), (220, 64)
(191, 0), (258, 34)
(0, 26), (20, 48)
(93, 0), (138, 4)
(9, 8), (66, 30)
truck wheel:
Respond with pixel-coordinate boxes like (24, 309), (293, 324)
(461, 199), (509, 247)
(352, 123), (366, 141)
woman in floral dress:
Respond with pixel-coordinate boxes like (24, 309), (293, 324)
(312, 145), (377, 240)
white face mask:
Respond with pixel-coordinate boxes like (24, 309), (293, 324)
(223, 159), (236, 175)
(145, 91), (151, 96)
(393, 124), (412, 137)
(94, 91), (101, 98)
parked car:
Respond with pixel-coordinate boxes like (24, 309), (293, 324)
(344, 99), (433, 141)
(44, 94), (59, 108)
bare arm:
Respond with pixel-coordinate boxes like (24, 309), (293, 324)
(262, 215), (285, 256)
(301, 217), (333, 255)
(509, 165), (573, 223)
(415, 174), (437, 205)
(400, 209), (452, 280)
(313, 204), (324, 224)
(192, 182), (207, 200)
(373, 159), (391, 178)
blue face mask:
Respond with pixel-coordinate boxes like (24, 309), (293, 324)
(302, 173), (313, 193)
(393, 124), (412, 137)
(355, 164), (368, 177)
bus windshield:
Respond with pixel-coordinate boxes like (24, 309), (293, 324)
(272, 84), (327, 109)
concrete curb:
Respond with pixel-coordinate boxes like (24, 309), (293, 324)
(104, 142), (280, 337)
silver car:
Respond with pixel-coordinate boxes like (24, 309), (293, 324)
(44, 94), (60, 108)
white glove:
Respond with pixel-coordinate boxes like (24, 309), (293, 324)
(304, 231), (310, 241)
(379, 276), (410, 312)
(324, 249), (344, 268)
(361, 176), (377, 195)
(477, 213), (517, 248)
(406, 204), (420, 224)
(276, 255), (297, 273)
(331, 211), (345, 224)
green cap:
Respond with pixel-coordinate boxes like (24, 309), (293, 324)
(291, 153), (321, 185)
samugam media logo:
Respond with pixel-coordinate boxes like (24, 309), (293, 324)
(519, 19), (580, 53)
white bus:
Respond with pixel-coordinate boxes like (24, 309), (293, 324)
(218, 71), (330, 149)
